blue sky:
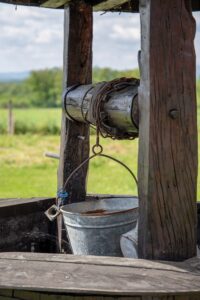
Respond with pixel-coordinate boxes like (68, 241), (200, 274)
(0, 3), (199, 73)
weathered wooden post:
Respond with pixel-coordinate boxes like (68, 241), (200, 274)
(57, 1), (92, 251)
(7, 100), (14, 135)
(138, 0), (198, 260)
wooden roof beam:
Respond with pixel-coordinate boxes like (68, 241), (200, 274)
(41, 0), (69, 8)
(93, 0), (138, 12)
(0, 0), (200, 11)
(93, 0), (127, 11)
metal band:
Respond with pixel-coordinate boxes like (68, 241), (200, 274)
(63, 84), (81, 122)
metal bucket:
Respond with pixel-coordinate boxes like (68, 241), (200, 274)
(60, 196), (138, 257)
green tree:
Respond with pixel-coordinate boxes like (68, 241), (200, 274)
(25, 68), (62, 107)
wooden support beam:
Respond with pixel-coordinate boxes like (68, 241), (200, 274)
(41, 0), (69, 8)
(93, 0), (127, 11)
(57, 1), (92, 251)
(138, 0), (198, 260)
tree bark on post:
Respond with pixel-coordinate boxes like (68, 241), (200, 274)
(57, 2), (92, 252)
(138, 0), (197, 260)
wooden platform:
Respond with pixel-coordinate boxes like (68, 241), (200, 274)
(0, 252), (200, 299)
(0, 198), (200, 299)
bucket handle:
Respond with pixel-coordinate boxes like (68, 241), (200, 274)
(45, 143), (138, 222)
(63, 144), (138, 191)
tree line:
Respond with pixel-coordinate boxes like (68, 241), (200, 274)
(0, 67), (140, 108)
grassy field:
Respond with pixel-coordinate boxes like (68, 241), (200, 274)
(0, 108), (61, 134)
(0, 134), (138, 198)
(0, 108), (199, 199)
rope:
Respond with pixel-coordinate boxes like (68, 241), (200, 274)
(57, 191), (68, 206)
(91, 77), (139, 140)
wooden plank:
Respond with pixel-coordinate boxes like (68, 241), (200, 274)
(0, 0), (46, 6)
(93, 0), (128, 11)
(138, 0), (198, 260)
(14, 290), (40, 300)
(0, 0), (200, 12)
(2, 292), (199, 300)
(197, 203), (200, 248)
(142, 297), (174, 300)
(0, 198), (57, 252)
(0, 289), (13, 297)
(41, 0), (69, 8)
(0, 296), (20, 300)
(0, 253), (200, 296)
(0, 291), (142, 300)
(0, 197), (55, 208)
(1, 252), (200, 274)
(57, 2), (92, 252)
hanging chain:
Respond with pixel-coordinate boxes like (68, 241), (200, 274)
(92, 127), (103, 155)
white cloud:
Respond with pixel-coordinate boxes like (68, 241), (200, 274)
(110, 24), (140, 40)
(93, 12), (140, 69)
(0, 4), (199, 73)
(0, 3), (64, 72)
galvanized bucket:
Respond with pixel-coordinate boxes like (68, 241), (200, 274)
(60, 196), (138, 256)
(45, 139), (138, 256)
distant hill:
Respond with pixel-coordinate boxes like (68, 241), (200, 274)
(0, 71), (30, 82)
(0, 66), (200, 82)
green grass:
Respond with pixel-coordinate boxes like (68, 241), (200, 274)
(0, 106), (199, 199)
(0, 135), (138, 198)
(0, 108), (61, 134)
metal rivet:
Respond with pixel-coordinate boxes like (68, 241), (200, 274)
(78, 136), (85, 140)
(169, 109), (179, 119)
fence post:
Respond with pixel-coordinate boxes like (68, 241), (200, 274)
(8, 100), (14, 135)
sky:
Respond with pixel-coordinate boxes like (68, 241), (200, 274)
(0, 3), (199, 73)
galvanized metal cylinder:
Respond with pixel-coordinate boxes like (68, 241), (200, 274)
(63, 80), (139, 139)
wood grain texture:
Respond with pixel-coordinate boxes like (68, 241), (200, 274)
(0, 253), (200, 296)
(57, 2), (92, 252)
(0, 198), (57, 253)
(93, 0), (128, 11)
(58, 2), (92, 204)
(138, 0), (198, 261)
(1, 292), (200, 300)
(41, 0), (69, 8)
(1, 0), (200, 12)
(1, 252), (200, 273)
(0, 197), (55, 208)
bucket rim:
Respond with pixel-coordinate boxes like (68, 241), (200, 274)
(60, 205), (138, 218)
(63, 218), (137, 229)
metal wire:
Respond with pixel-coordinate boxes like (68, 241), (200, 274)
(63, 138), (138, 191)
(91, 77), (139, 140)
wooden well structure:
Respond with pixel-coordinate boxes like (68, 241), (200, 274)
(0, 0), (200, 299)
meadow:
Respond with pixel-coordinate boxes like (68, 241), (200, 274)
(0, 132), (138, 198)
(0, 69), (200, 200)
(0, 108), (61, 134)
(0, 107), (200, 199)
